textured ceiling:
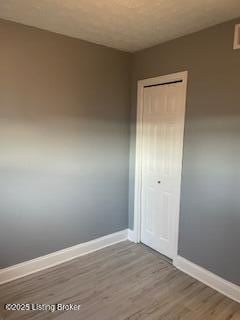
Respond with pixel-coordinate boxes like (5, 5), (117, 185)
(0, 0), (240, 52)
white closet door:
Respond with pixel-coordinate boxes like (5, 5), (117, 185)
(141, 82), (185, 259)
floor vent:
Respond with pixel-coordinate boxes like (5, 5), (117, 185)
(233, 24), (240, 49)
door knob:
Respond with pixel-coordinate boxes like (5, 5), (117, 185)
(157, 181), (161, 184)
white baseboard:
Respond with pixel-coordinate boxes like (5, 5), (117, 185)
(0, 229), (128, 285)
(128, 228), (137, 243)
(174, 255), (240, 303)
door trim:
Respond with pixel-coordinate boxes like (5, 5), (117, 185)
(133, 71), (188, 260)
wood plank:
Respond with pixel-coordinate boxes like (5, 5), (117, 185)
(0, 241), (239, 320)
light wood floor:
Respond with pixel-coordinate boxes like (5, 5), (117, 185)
(0, 241), (239, 320)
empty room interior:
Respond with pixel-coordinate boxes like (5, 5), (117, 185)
(0, 1), (239, 319)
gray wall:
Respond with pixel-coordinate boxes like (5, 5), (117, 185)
(1, 16), (239, 287)
(0, 19), (131, 268)
(130, 18), (240, 285)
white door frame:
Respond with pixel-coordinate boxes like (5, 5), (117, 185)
(133, 71), (188, 260)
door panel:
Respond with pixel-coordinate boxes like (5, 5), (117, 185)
(141, 82), (185, 259)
